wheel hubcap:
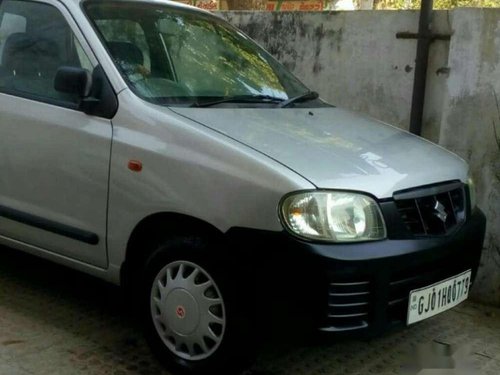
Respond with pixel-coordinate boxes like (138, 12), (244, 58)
(150, 261), (226, 361)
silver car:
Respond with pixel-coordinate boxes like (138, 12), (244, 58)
(0, 0), (486, 373)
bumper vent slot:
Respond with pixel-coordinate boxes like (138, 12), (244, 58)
(325, 280), (371, 331)
(394, 183), (466, 236)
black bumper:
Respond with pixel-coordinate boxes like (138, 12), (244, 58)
(225, 208), (486, 337)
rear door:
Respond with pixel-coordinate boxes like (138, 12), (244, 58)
(0, 0), (112, 268)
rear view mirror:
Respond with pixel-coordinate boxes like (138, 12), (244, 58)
(54, 66), (92, 98)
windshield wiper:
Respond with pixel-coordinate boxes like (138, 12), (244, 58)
(278, 91), (319, 108)
(191, 95), (284, 108)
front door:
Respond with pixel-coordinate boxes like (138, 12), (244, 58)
(0, 0), (112, 268)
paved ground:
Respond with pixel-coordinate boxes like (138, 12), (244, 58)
(0, 246), (499, 375)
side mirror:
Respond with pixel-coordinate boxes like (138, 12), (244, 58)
(54, 66), (92, 98)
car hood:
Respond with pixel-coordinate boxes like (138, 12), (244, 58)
(170, 107), (467, 198)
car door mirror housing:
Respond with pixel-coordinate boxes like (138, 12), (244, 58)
(54, 66), (93, 98)
(53, 65), (117, 119)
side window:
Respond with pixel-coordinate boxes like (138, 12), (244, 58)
(0, 0), (93, 105)
(95, 20), (151, 82)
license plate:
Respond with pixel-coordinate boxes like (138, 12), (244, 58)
(407, 270), (471, 325)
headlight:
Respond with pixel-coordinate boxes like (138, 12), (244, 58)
(280, 191), (387, 242)
(467, 174), (477, 209)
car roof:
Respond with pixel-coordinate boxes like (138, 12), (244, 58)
(66, 0), (211, 16)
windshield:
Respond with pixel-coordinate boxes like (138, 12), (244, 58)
(84, 1), (312, 107)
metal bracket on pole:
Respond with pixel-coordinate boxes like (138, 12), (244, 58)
(396, 32), (451, 41)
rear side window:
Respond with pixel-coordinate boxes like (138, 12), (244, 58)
(0, 0), (92, 106)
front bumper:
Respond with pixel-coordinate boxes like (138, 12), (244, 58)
(225, 208), (486, 337)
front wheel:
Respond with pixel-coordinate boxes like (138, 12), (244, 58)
(150, 260), (226, 361)
(141, 237), (252, 374)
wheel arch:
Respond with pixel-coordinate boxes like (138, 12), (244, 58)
(121, 212), (225, 289)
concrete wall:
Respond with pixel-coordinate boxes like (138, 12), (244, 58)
(220, 9), (500, 306)
(437, 9), (500, 305)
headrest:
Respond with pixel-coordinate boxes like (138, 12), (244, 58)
(107, 41), (144, 66)
(1, 33), (60, 76)
(2, 33), (33, 66)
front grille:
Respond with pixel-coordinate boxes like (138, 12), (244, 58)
(394, 183), (466, 236)
(326, 280), (370, 331)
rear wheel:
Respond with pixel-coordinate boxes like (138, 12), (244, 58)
(140, 236), (252, 374)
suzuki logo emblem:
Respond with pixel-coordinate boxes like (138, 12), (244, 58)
(176, 306), (186, 319)
(433, 200), (448, 223)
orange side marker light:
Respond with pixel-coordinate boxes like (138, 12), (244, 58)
(128, 160), (143, 172)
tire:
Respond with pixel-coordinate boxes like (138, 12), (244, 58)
(140, 235), (253, 374)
